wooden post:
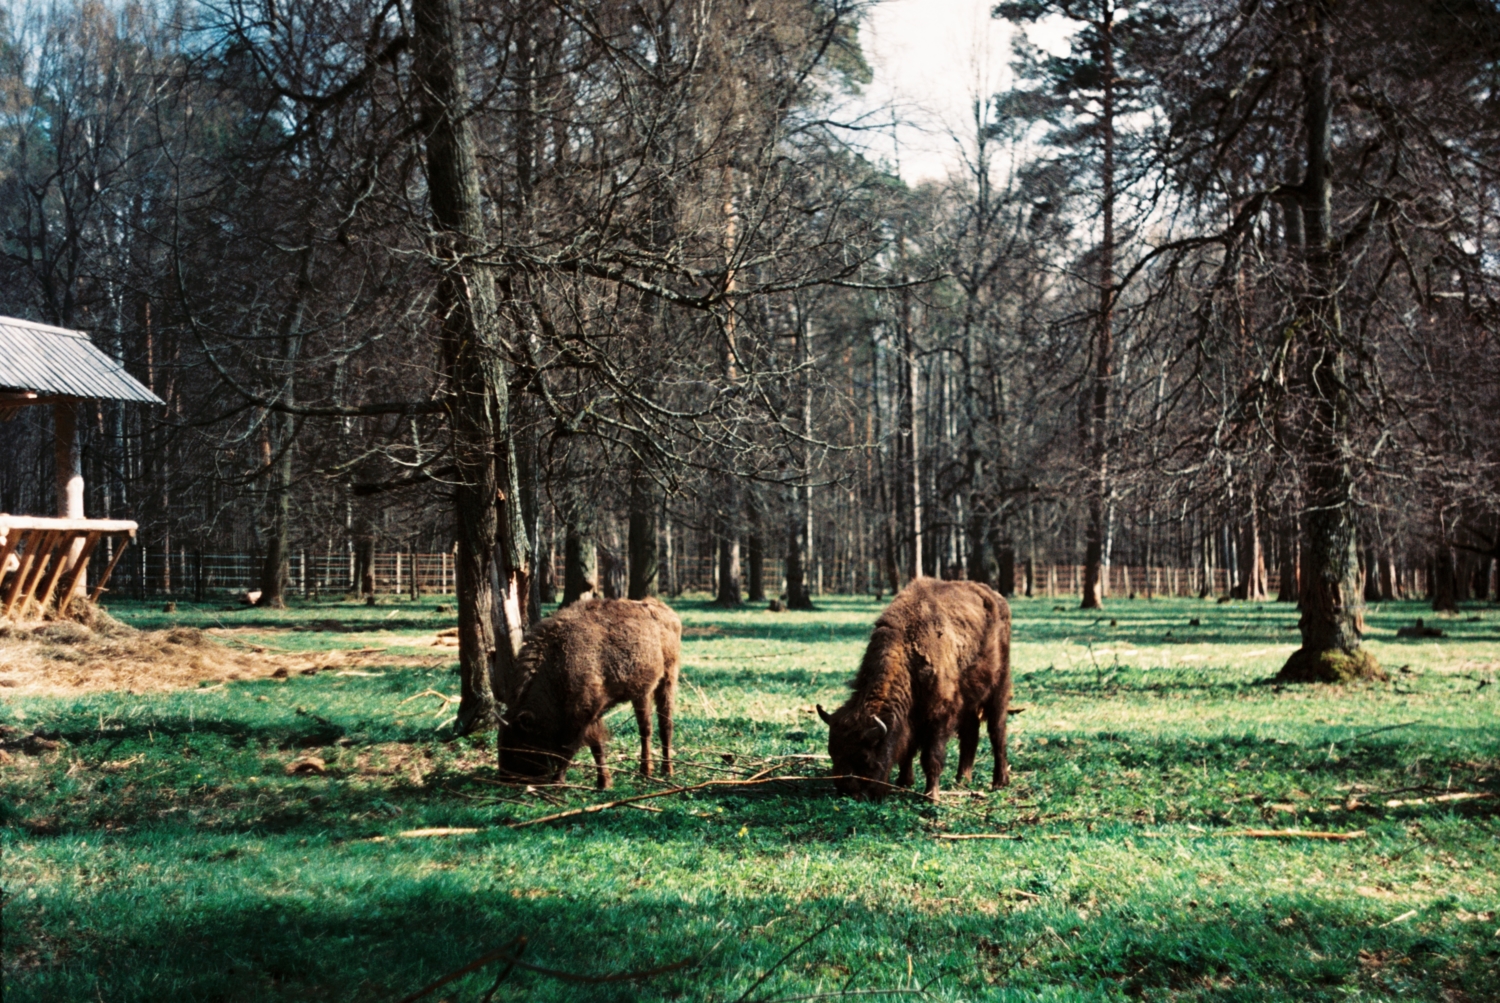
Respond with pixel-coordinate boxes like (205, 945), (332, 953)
(53, 533), (102, 614)
(54, 402), (89, 604)
(89, 535), (132, 602)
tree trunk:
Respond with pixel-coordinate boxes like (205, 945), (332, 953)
(414, 0), (520, 731)
(257, 443), (292, 609)
(1276, 506), (1300, 602)
(965, 500), (989, 586)
(627, 458), (658, 599)
(563, 521), (596, 606)
(1432, 545), (1458, 613)
(1278, 8), (1381, 682)
(786, 484), (809, 609)
(1363, 546), (1383, 602)
(715, 488), (742, 607)
(995, 546), (1015, 598)
(1080, 5), (1116, 611)
(898, 252), (923, 582)
(256, 238), (312, 609)
(1241, 489), (1267, 602)
(746, 490), (765, 602)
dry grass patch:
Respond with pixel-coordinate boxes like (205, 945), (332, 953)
(0, 606), (436, 696)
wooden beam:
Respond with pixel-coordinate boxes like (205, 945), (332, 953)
(0, 516), (138, 535)
(7, 531), (56, 618)
(89, 536), (132, 603)
(4, 530), (44, 617)
(55, 531), (102, 614)
(34, 535), (75, 613)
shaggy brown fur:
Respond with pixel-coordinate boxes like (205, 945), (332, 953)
(499, 596), (680, 789)
(818, 579), (1011, 799)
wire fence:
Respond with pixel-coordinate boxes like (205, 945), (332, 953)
(103, 542), (1410, 602)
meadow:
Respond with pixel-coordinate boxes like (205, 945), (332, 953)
(3, 592), (1498, 1002)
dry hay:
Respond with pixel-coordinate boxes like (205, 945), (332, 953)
(0, 602), (447, 697)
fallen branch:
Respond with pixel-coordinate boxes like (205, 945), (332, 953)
(1220, 828), (1366, 841)
(507, 775), (827, 829)
(933, 833), (1023, 841)
(397, 827), (479, 838)
(732, 920), (840, 1003)
(399, 689), (458, 707)
(392, 934), (695, 1003)
(1346, 721), (1419, 741)
(1384, 792), (1491, 807)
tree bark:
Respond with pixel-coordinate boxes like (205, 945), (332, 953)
(414, 0), (519, 731)
(1080, 3), (1116, 611)
(256, 238), (312, 609)
(1275, 504), (1300, 602)
(563, 519), (596, 606)
(746, 489), (765, 602)
(627, 457), (658, 600)
(1278, 6), (1381, 683)
(715, 489), (742, 607)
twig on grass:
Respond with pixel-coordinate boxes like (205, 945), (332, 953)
(688, 678), (719, 717)
(398, 689), (459, 721)
(1220, 828), (1366, 841)
(1380, 908), (1420, 928)
(392, 935), (696, 1003)
(752, 991), (927, 1002)
(732, 919), (841, 1003)
(478, 937), (526, 1003)
(394, 936), (525, 1003)
(1346, 721), (1420, 741)
(932, 833), (1022, 841)
(507, 775), (828, 829)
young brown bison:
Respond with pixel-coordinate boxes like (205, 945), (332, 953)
(818, 578), (1011, 799)
(499, 596), (680, 789)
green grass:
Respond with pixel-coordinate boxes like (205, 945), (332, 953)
(4, 593), (1498, 1002)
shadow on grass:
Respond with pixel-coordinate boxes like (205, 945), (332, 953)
(9, 859), (1495, 1003)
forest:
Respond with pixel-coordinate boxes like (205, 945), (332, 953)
(4, 3), (1500, 1001)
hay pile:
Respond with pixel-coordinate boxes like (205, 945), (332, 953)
(0, 602), (387, 696)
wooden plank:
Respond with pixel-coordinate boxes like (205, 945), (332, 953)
(2, 527), (39, 614)
(4, 530), (47, 617)
(34, 533), (78, 613)
(89, 536), (132, 602)
(9, 531), (57, 618)
(0, 516), (138, 534)
(55, 532), (101, 614)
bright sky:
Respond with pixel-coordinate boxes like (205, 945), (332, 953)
(851, 0), (1069, 184)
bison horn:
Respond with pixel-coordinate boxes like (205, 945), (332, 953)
(816, 704), (833, 725)
(872, 716), (888, 736)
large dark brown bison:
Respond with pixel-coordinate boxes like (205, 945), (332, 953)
(499, 596), (680, 789)
(818, 578), (1011, 799)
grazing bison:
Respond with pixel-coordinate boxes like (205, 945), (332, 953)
(818, 578), (1011, 799)
(499, 596), (680, 789)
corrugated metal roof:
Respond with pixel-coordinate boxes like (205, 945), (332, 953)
(0, 315), (163, 404)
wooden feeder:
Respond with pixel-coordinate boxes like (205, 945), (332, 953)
(0, 316), (163, 618)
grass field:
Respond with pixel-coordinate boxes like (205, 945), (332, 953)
(4, 593), (1498, 1002)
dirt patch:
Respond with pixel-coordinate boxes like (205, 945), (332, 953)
(0, 606), (449, 696)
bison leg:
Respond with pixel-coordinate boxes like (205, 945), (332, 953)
(632, 698), (653, 777)
(896, 747), (916, 788)
(955, 710), (981, 785)
(585, 720), (611, 790)
(986, 688), (1010, 788)
(654, 680), (674, 777)
(920, 738), (949, 800)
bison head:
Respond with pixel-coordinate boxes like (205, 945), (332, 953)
(819, 703), (901, 798)
(497, 710), (564, 781)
